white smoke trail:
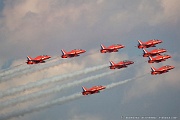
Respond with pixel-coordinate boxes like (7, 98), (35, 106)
(0, 56), (58, 79)
(106, 79), (132, 89)
(0, 56), (59, 77)
(0, 51), (96, 82)
(0, 70), (119, 109)
(106, 73), (148, 90)
(0, 64), (109, 98)
(0, 64), (21, 73)
(0, 72), (147, 120)
(0, 65), (29, 79)
(0, 93), (82, 120)
(0, 53), (143, 82)
(0, 57), (65, 82)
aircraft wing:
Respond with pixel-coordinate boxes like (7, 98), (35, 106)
(31, 59), (45, 63)
(156, 59), (165, 62)
(31, 59), (41, 61)
(68, 52), (77, 55)
(156, 69), (168, 73)
(117, 64), (127, 68)
(90, 89), (99, 92)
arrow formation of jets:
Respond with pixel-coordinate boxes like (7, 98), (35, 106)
(25, 43), (133, 95)
(0, 37), (176, 120)
(137, 39), (174, 75)
(23, 39), (174, 96)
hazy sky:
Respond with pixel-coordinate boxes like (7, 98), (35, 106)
(0, 0), (180, 120)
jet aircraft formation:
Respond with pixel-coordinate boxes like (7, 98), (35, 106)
(24, 40), (175, 95)
(137, 39), (175, 75)
(25, 44), (133, 95)
(22, 39), (175, 96)
(0, 40), (175, 119)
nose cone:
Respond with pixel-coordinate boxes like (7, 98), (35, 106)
(158, 40), (163, 43)
(127, 61), (134, 65)
(117, 44), (125, 49)
(121, 44), (125, 47)
(171, 66), (175, 69)
(79, 50), (86, 54)
(167, 55), (171, 58)
(99, 85), (106, 89)
(102, 86), (106, 89)
(79, 49), (86, 53)
(82, 50), (86, 53)
(45, 55), (51, 59)
(163, 49), (167, 52)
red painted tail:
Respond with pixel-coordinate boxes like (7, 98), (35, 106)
(148, 56), (153, 60)
(142, 48), (148, 54)
(61, 49), (67, 55)
(109, 61), (115, 66)
(27, 56), (32, 61)
(151, 66), (156, 72)
(138, 40), (143, 45)
(100, 44), (106, 50)
(82, 86), (87, 92)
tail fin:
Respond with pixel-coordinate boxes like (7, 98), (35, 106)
(27, 56), (32, 61)
(61, 49), (67, 55)
(100, 44), (106, 50)
(151, 66), (156, 72)
(148, 56), (153, 60)
(109, 61), (115, 66)
(138, 40), (143, 45)
(82, 86), (87, 92)
(142, 48), (148, 54)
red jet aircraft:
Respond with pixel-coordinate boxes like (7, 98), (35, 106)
(82, 85), (106, 95)
(138, 39), (162, 49)
(151, 65), (175, 75)
(142, 48), (167, 57)
(26, 55), (51, 64)
(61, 49), (86, 58)
(109, 60), (134, 69)
(100, 44), (125, 53)
(148, 54), (171, 63)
